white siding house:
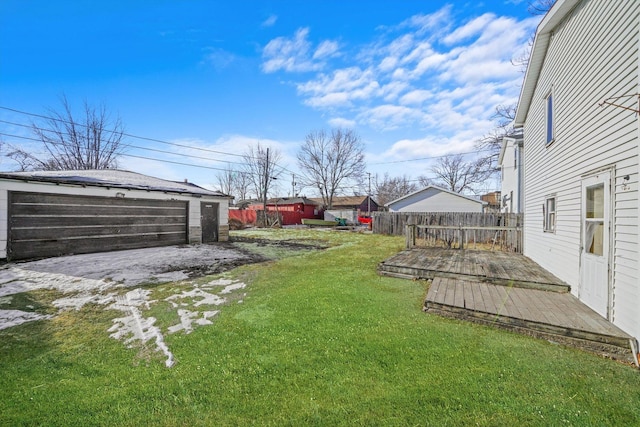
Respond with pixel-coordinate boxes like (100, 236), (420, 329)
(386, 186), (486, 213)
(514, 0), (639, 341)
(498, 136), (524, 213)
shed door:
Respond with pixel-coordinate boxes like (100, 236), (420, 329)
(8, 192), (188, 260)
(201, 202), (218, 243)
(580, 172), (611, 318)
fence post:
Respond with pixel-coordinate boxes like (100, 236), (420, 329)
(405, 224), (416, 249)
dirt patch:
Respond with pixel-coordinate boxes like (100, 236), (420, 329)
(230, 236), (328, 251)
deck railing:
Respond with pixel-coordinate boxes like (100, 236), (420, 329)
(405, 224), (522, 253)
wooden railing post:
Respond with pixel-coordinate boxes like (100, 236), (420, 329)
(406, 224), (416, 249)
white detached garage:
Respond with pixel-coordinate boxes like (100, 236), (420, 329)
(0, 170), (231, 260)
(386, 185), (486, 213)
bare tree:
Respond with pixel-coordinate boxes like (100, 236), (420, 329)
(374, 173), (417, 206)
(235, 171), (252, 202)
(430, 154), (493, 194)
(297, 128), (366, 209)
(417, 175), (433, 188)
(243, 143), (283, 212)
(8, 96), (125, 170)
(215, 165), (236, 196)
(475, 103), (519, 169)
(528, 0), (557, 15)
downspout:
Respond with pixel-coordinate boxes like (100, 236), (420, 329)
(516, 139), (524, 213)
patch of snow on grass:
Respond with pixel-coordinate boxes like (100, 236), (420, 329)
(53, 293), (117, 310)
(0, 245), (251, 367)
(165, 286), (226, 308)
(108, 289), (175, 368)
(167, 309), (220, 334)
(220, 283), (247, 294)
(0, 309), (53, 330)
(202, 278), (237, 288)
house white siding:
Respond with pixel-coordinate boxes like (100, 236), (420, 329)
(521, 0), (639, 338)
(387, 187), (484, 213)
(499, 137), (523, 213)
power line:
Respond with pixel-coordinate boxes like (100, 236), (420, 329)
(0, 105), (294, 173)
(0, 132), (245, 173)
(0, 119), (246, 166)
(368, 148), (494, 165)
(0, 105), (246, 158)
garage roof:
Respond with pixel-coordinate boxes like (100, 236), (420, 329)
(0, 169), (228, 197)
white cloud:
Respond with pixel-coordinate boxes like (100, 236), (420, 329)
(358, 105), (424, 131)
(328, 117), (356, 128)
(261, 28), (340, 73)
(313, 40), (340, 59)
(443, 13), (495, 45)
(261, 28), (317, 73)
(399, 5), (453, 36)
(262, 6), (541, 162)
(379, 80), (410, 102)
(297, 67), (380, 108)
(262, 14), (277, 27)
(399, 89), (432, 105)
(202, 47), (235, 70)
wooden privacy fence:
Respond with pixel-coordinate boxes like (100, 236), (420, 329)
(372, 212), (523, 253)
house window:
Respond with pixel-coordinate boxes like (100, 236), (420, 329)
(545, 92), (554, 145)
(544, 197), (556, 232)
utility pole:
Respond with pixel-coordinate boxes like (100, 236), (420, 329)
(262, 147), (269, 213)
(291, 173), (296, 197)
(367, 172), (371, 215)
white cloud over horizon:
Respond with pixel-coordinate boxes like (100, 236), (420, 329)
(260, 5), (539, 167)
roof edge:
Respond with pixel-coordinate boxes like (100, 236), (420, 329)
(385, 185), (487, 207)
(514, 0), (582, 127)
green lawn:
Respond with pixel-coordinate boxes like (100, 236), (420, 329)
(1, 229), (639, 426)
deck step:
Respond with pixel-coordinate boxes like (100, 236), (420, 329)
(424, 277), (636, 365)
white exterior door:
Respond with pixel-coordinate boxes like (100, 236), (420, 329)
(580, 172), (611, 318)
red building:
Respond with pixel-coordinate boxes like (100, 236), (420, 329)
(247, 197), (321, 225)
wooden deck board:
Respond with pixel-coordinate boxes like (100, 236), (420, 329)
(380, 248), (569, 292)
(423, 277), (634, 359)
(383, 248), (635, 363)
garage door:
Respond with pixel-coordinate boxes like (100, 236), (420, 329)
(8, 191), (188, 260)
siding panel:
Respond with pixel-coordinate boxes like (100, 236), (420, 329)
(522, 0), (639, 338)
(8, 192), (188, 260)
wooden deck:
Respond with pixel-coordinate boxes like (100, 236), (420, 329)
(379, 248), (570, 292)
(378, 248), (637, 364)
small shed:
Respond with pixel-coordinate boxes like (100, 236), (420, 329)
(386, 186), (486, 213)
(0, 169), (231, 260)
(247, 197), (320, 225)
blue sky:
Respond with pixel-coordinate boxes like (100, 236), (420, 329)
(0, 1), (540, 196)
